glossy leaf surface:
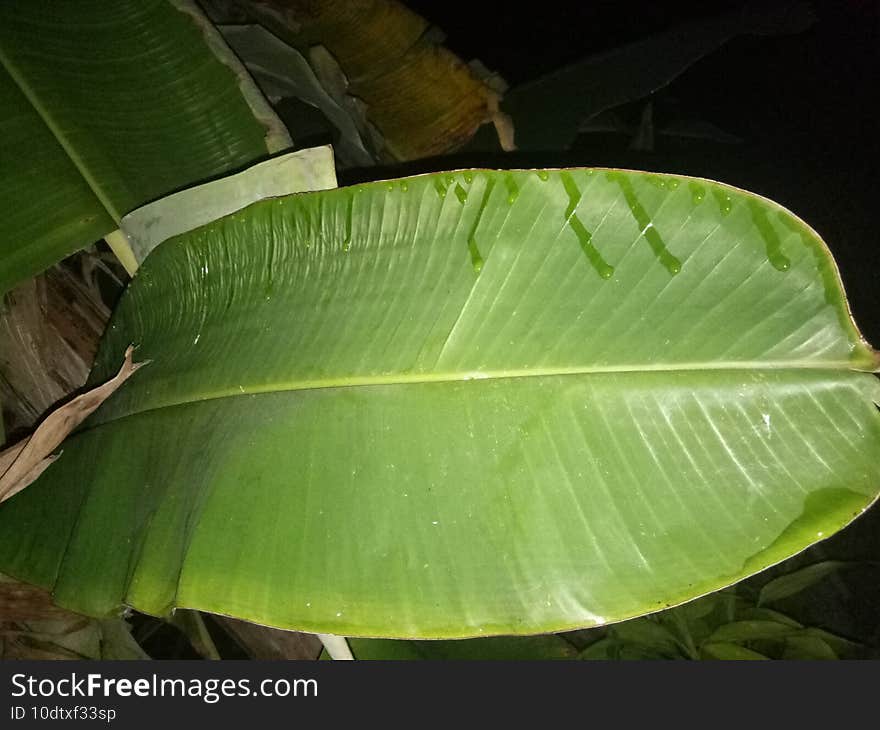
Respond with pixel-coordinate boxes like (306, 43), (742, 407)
(1, 168), (878, 638)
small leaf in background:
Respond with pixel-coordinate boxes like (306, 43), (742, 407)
(678, 594), (720, 622)
(736, 607), (802, 628)
(700, 642), (769, 660)
(717, 592), (749, 625)
(578, 637), (617, 660)
(800, 628), (866, 660)
(758, 560), (852, 605)
(708, 620), (800, 644)
(782, 634), (838, 660)
(608, 618), (685, 659)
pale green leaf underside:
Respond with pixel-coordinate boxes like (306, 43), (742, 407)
(0, 0), (273, 294)
(120, 146), (338, 266)
(1, 168), (878, 639)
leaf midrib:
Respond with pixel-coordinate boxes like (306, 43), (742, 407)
(87, 358), (877, 431)
(0, 42), (122, 223)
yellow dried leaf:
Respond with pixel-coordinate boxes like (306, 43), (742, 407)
(245, 0), (507, 159)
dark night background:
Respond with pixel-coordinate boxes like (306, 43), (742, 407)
(398, 0), (880, 645)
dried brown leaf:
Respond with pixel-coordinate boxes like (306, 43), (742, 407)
(0, 346), (145, 503)
(240, 0), (506, 160)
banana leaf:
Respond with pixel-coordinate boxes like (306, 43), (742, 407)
(0, 0), (286, 294)
(1, 168), (878, 638)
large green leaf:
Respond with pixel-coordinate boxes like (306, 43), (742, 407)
(1, 168), (878, 638)
(0, 0), (284, 294)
